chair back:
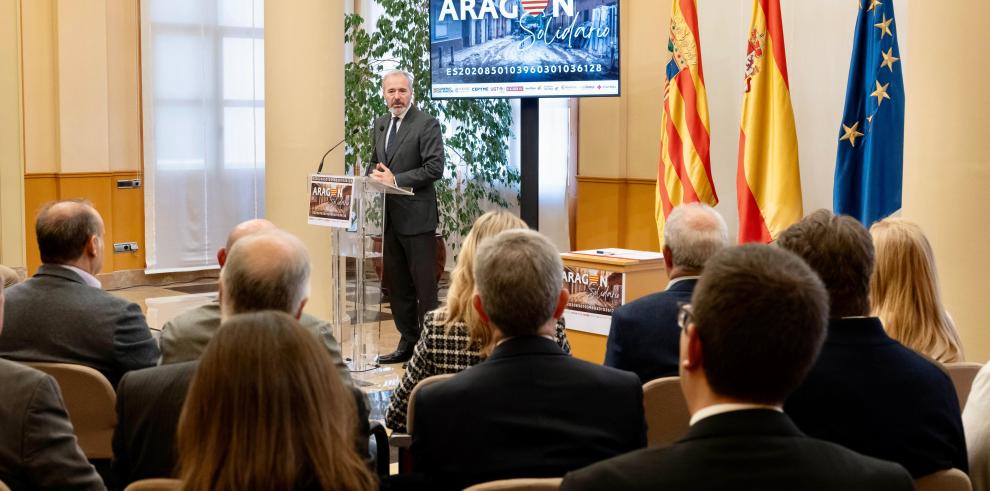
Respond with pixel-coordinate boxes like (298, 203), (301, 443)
(946, 362), (983, 410)
(23, 362), (116, 459)
(406, 373), (455, 434)
(643, 376), (690, 448)
(915, 468), (971, 491)
(123, 478), (183, 491)
(0, 478), (10, 491)
(464, 477), (563, 491)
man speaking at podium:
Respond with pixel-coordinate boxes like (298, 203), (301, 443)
(368, 69), (444, 364)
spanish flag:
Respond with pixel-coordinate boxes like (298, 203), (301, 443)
(736, 0), (802, 243)
(655, 0), (717, 247)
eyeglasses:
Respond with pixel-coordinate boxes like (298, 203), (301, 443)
(677, 303), (694, 331)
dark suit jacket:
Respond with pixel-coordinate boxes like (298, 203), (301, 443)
(560, 409), (914, 490)
(0, 264), (159, 386)
(785, 317), (968, 478)
(112, 361), (197, 488)
(0, 358), (105, 491)
(112, 362), (372, 487)
(604, 278), (696, 382)
(411, 336), (646, 490)
(369, 106), (444, 235)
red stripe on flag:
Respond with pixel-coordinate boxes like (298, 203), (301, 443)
(656, 163), (674, 220)
(663, 98), (700, 204)
(736, 129), (773, 243)
(758, 0), (790, 88)
(673, 69), (716, 201)
(677, 0), (705, 83)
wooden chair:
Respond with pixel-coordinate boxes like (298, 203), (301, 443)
(945, 362), (983, 410)
(406, 373), (456, 434)
(464, 477), (563, 491)
(390, 373), (456, 473)
(642, 376), (690, 448)
(915, 468), (971, 491)
(23, 362), (116, 459)
(123, 478), (183, 491)
(0, 478), (10, 491)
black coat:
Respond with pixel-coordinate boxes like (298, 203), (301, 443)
(411, 335), (646, 491)
(604, 278), (696, 382)
(785, 317), (968, 478)
(561, 409), (914, 490)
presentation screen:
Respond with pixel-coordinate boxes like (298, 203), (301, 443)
(429, 0), (620, 99)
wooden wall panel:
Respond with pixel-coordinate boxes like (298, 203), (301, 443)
(23, 174), (58, 274)
(575, 177), (660, 252)
(110, 172), (145, 270)
(574, 178), (623, 250)
(57, 173), (114, 273)
(25, 172), (145, 274)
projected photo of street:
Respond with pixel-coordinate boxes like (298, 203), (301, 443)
(429, 0), (619, 98)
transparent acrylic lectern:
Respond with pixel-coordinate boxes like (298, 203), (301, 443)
(328, 176), (413, 372)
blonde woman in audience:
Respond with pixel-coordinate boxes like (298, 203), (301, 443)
(870, 218), (963, 363)
(176, 311), (376, 491)
(384, 209), (571, 432)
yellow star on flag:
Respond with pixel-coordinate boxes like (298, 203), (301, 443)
(880, 47), (900, 71)
(874, 14), (893, 38)
(868, 0), (883, 12)
(840, 121), (865, 147)
(871, 80), (891, 106)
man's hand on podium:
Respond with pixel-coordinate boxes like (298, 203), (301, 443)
(371, 163), (397, 187)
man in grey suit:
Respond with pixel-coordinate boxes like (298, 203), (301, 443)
(0, 274), (106, 490)
(113, 229), (368, 487)
(0, 200), (158, 387)
(368, 69), (444, 364)
(159, 219), (349, 381)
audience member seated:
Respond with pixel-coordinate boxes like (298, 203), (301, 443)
(112, 230), (368, 488)
(780, 209), (967, 478)
(176, 311), (377, 491)
(0, 264), (18, 288)
(159, 218), (349, 379)
(964, 363), (990, 491)
(0, 200), (158, 386)
(561, 244), (913, 490)
(0, 279), (106, 491)
(870, 218), (964, 363)
(604, 203), (727, 382)
(384, 209), (570, 432)
(409, 229), (645, 490)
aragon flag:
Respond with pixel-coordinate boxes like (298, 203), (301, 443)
(655, 0), (717, 247)
(833, 0), (904, 225)
(736, 0), (802, 243)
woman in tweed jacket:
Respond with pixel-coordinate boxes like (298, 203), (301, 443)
(384, 210), (571, 432)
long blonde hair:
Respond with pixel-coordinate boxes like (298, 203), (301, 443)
(441, 209), (528, 352)
(870, 218), (963, 363)
(176, 311), (376, 491)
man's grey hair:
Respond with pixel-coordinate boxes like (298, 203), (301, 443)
(220, 230), (311, 318)
(663, 203), (729, 271)
(473, 229), (563, 337)
(382, 69), (414, 89)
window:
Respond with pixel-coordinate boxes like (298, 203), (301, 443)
(141, 0), (265, 272)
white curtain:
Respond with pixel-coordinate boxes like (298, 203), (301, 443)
(141, 0), (265, 273)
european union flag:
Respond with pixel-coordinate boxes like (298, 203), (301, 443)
(833, 0), (904, 225)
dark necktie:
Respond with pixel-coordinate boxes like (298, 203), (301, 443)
(385, 117), (400, 158)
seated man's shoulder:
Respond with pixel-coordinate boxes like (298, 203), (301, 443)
(0, 358), (48, 390)
(164, 302), (220, 333)
(803, 438), (914, 486)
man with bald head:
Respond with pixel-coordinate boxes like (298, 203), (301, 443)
(0, 199), (159, 386)
(113, 227), (360, 487)
(159, 219), (347, 374)
(605, 203), (728, 382)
